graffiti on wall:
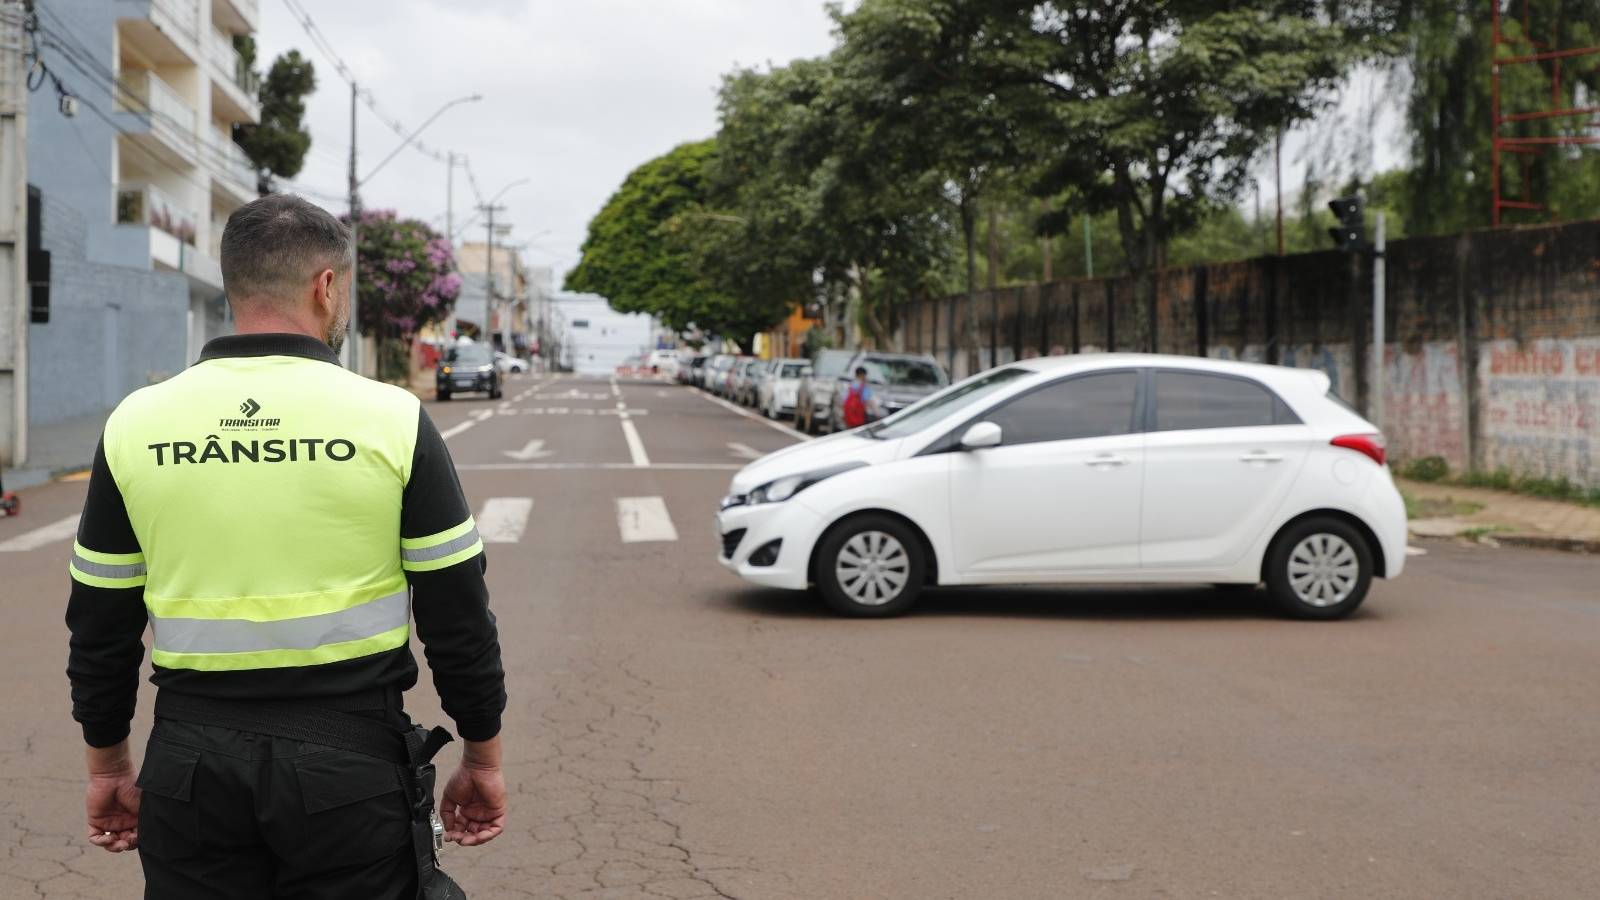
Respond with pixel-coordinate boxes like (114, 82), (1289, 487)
(1481, 338), (1600, 488)
(1381, 342), (1467, 470)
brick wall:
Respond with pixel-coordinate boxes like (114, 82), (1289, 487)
(900, 219), (1600, 487)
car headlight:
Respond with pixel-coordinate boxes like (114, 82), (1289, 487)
(479, 365), (493, 373)
(723, 462), (867, 509)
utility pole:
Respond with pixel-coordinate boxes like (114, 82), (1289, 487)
(1083, 214), (1094, 279)
(0, 1), (28, 469)
(1372, 211), (1386, 432)
(479, 203), (509, 352)
(445, 151), (455, 244)
(1274, 131), (1284, 256)
(346, 81), (361, 375)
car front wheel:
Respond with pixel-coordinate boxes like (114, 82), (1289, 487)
(815, 515), (926, 617)
(1264, 517), (1374, 620)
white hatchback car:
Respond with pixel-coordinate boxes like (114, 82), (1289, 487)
(717, 354), (1406, 619)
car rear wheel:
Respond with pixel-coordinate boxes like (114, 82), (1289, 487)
(816, 515), (926, 617)
(1264, 517), (1374, 620)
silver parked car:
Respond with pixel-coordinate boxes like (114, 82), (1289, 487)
(796, 349), (855, 434)
(825, 351), (949, 431)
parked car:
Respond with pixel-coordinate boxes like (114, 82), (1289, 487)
(705, 355), (736, 392)
(736, 359), (770, 406)
(825, 351), (949, 432)
(758, 358), (810, 419)
(729, 355), (758, 397)
(436, 342), (501, 401)
(796, 349), (856, 434)
(495, 351), (528, 375)
(716, 353), (1406, 619)
(681, 354), (709, 385)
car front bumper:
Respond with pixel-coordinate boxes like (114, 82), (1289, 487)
(715, 497), (827, 590)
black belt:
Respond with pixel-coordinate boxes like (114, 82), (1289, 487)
(154, 690), (465, 899)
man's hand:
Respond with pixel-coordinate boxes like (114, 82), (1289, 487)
(440, 736), (506, 847)
(85, 741), (140, 853)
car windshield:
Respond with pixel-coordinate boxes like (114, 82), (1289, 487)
(862, 358), (946, 387)
(780, 363), (804, 378)
(813, 351), (851, 377)
(446, 346), (491, 365)
(866, 367), (1032, 439)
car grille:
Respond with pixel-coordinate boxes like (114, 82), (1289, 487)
(721, 528), (747, 560)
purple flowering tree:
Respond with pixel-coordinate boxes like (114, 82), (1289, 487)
(340, 210), (461, 381)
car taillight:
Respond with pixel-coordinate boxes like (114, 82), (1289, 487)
(1331, 433), (1386, 466)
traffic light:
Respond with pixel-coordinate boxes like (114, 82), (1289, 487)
(1327, 196), (1365, 251)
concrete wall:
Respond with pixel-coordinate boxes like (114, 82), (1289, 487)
(900, 219), (1600, 487)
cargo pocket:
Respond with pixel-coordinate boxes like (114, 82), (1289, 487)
(135, 738), (200, 861)
(291, 750), (412, 863)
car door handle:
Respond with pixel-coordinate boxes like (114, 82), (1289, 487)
(1238, 451), (1284, 463)
(1086, 454), (1129, 467)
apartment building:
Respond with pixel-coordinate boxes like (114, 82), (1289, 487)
(26, 0), (260, 430)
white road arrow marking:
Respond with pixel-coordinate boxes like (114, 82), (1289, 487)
(477, 498), (533, 544)
(616, 496), (678, 543)
(503, 439), (553, 461)
(726, 442), (762, 460)
(0, 514), (79, 552)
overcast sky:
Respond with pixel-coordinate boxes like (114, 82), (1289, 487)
(258, 2), (1404, 292)
(257, 0), (838, 290)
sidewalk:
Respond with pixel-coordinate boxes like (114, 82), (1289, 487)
(1399, 476), (1600, 553)
(1, 411), (107, 492)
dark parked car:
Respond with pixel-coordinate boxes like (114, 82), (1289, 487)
(825, 351), (948, 431)
(796, 349), (855, 434)
(436, 343), (501, 401)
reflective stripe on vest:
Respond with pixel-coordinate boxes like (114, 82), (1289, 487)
(400, 517), (482, 572)
(69, 541), (148, 589)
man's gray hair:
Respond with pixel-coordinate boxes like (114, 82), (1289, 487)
(220, 194), (352, 306)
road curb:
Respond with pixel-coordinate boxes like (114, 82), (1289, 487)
(1493, 533), (1600, 554)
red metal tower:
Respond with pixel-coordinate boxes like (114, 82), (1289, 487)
(1491, 0), (1600, 226)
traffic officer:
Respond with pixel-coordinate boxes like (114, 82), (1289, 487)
(65, 193), (508, 898)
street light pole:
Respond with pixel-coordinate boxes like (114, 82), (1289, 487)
(346, 81), (360, 374)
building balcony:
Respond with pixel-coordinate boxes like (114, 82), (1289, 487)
(206, 27), (261, 123)
(114, 69), (199, 167)
(116, 182), (222, 289)
(212, 0), (259, 34)
(208, 124), (256, 204)
(117, 0), (202, 66)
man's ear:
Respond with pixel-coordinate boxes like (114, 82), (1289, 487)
(311, 268), (336, 316)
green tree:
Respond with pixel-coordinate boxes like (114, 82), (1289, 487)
(566, 141), (786, 348)
(234, 48), (316, 193)
(1022, 2), (1390, 347)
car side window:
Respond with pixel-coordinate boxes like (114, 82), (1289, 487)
(983, 372), (1139, 446)
(1152, 371), (1299, 431)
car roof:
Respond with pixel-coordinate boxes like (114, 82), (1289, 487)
(1011, 352), (1330, 392)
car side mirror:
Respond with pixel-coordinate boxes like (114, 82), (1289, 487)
(959, 421), (1002, 450)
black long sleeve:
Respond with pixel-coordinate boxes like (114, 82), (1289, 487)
(402, 408), (507, 741)
(65, 440), (150, 747)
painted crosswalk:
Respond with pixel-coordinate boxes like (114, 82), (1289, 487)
(0, 514), (79, 552)
(477, 497), (535, 544)
(616, 496), (679, 543)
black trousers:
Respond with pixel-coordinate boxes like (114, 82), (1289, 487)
(136, 715), (418, 899)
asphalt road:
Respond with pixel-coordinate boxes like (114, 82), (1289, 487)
(1, 373), (1597, 899)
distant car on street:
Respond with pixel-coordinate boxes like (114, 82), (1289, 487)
(495, 351), (528, 375)
(648, 349), (680, 378)
(796, 349), (855, 434)
(437, 342), (501, 401)
(824, 351), (948, 432)
(758, 358), (810, 419)
(733, 358), (766, 406)
(705, 355), (736, 393)
(717, 353), (1406, 619)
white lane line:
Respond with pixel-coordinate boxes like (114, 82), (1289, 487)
(619, 416), (651, 466)
(437, 376), (557, 441)
(477, 497), (534, 543)
(610, 379), (622, 398)
(616, 496), (678, 543)
(457, 462), (740, 471)
(472, 409), (495, 421)
(0, 514), (79, 552)
(1405, 545), (1428, 557)
(727, 442), (762, 460)
(694, 390), (810, 441)
(439, 420), (476, 440)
